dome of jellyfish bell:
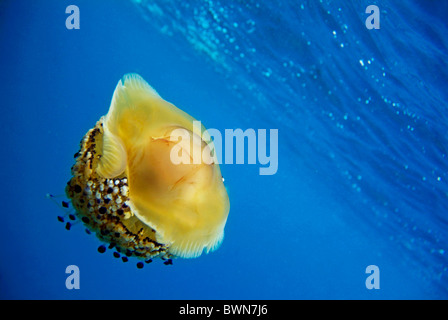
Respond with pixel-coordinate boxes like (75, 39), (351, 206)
(61, 74), (230, 267)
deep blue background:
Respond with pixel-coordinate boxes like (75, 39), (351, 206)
(0, 0), (447, 299)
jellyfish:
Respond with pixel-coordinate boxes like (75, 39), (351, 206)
(65, 74), (230, 264)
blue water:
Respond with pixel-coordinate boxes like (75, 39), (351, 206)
(0, 0), (447, 299)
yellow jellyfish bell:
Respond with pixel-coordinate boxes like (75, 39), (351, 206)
(66, 74), (230, 263)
